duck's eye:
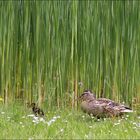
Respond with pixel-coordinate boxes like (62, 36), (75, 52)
(81, 93), (88, 97)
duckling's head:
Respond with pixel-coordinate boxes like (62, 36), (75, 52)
(30, 103), (36, 107)
(78, 90), (96, 101)
(26, 102), (36, 108)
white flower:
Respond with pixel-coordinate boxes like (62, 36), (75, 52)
(1, 112), (5, 114)
(27, 114), (35, 117)
(32, 120), (36, 123)
(32, 120), (39, 124)
(60, 129), (64, 132)
(53, 116), (57, 119)
(7, 117), (11, 121)
(136, 123), (140, 127)
(68, 113), (72, 116)
(52, 119), (56, 122)
(82, 115), (85, 118)
(113, 122), (120, 126)
(47, 120), (54, 126)
(33, 116), (39, 120)
(47, 116), (60, 126)
(118, 120), (121, 123)
(133, 127), (137, 129)
(89, 126), (92, 128)
(39, 118), (45, 122)
(122, 101), (125, 104)
(46, 115), (60, 126)
(103, 118), (106, 121)
(56, 115), (60, 119)
(63, 120), (68, 123)
(47, 121), (52, 126)
(19, 122), (23, 124)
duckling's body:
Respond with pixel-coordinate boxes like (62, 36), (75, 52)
(79, 90), (133, 118)
(29, 103), (44, 117)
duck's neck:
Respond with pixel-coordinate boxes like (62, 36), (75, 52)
(87, 97), (96, 101)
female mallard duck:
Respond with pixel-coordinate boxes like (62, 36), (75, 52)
(78, 90), (133, 118)
(28, 103), (44, 117)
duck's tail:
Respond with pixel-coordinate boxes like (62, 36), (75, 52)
(120, 106), (133, 113)
(121, 109), (133, 113)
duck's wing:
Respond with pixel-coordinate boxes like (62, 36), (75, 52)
(97, 98), (120, 106)
(82, 100), (107, 116)
(102, 103), (133, 117)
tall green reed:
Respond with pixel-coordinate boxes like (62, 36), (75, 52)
(0, 1), (140, 108)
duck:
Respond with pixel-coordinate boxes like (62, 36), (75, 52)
(28, 102), (44, 117)
(78, 90), (133, 118)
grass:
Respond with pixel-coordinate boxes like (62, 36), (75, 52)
(0, 1), (140, 107)
(0, 103), (140, 139)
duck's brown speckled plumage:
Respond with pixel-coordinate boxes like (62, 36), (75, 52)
(79, 90), (133, 118)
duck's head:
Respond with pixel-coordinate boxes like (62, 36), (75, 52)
(78, 90), (96, 101)
(27, 102), (36, 108)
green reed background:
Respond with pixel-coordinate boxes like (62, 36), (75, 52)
(0, 1), (140, 108)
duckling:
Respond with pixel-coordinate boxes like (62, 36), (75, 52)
(78, 90), (133, 118)
(28, 103), (44, 117)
